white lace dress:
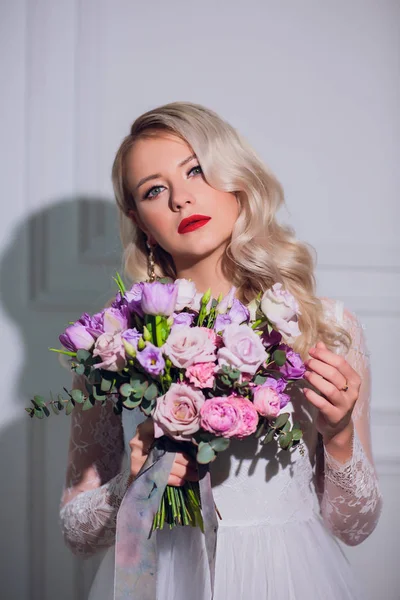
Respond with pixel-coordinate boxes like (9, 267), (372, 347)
(59, 298), (383, 600)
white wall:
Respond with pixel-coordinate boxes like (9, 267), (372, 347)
(1, 1), (398, 598)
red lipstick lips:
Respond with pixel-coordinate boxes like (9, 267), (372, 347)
(178, 214), (211, 234)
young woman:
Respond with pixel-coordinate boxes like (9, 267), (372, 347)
(60, 102), (383, 599)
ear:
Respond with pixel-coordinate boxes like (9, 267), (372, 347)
(127, 210), (157, 246)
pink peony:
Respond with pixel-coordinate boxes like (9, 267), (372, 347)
(152, 383), (205, 441)
(200, 396), (241, 438)
(186, 362), (216, 389)
(217, 323), (268, 375)
(229, 396), (259, 438)
(92, 331), (126, 372)
(253, 385), (281, 419)
(163, 325), (216, 369)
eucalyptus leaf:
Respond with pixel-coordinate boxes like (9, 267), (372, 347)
(254, 375), (267, 386)
(273, 412), (290, 429)
(42, 406), (50, 418)
(65, 399), (74, 416)
(282, 420), (291, 433)
(70, 389), (85, 404)
(75, 364), (85, 376)
(82, 397), (95, 411)
(209, 437), (230, 452)
(76, 349), (91, 362)
(100, 378), (113, 392)
(120, 383), (133, 398)
(144, 383), (158, 401)
(34, 408), (44, 419)
(279, 431), (293, 449)
(93, 387), (107, 401)
(33, 395), (46, 408)
(50, 403), (60, 415)
(197, 442), (216, 464)
(291, 428), (303, 441)
(272, 349), (287, 367)
(263, 428), (276, 444)
(123, 397), (142, 409)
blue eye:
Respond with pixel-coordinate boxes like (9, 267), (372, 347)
(143, 164), (203, 200)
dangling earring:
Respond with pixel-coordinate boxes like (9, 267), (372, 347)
(146, 240), (156, 282)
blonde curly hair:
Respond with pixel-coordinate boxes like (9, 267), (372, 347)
(111, 101), (351, 360)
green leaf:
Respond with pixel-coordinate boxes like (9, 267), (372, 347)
(25, 407), (34, 417)
(272, 349), (286, 367)
(273, 412), (290, 429)
(65, 399), (74, 415)
(50, 402), (59, 415)
(82, 397), (95, 411)
(34, 408), (44, 419)
(33, 395), (46, 408)
(120, 383), (133, 398)
(70, 389), (85, 404)
(282, 420), (291, 433)
(75, 364), (85, 376)
(279, 431), (293, 449)
(263, 427), (276, 444)
(291, 428), (303, 441)
(123, 397), (142, 409)
(197, 442), (216, 464)
(100, 378), (113, 392)
(254, 375), (267, 386)
(144, 383), (158, 401)
(76, 349), (91, 362)
(42, 406), (50, 417)
(140, 400), (155, 415)
(92, 387), (107, 401)
(209, 437), (230, 452)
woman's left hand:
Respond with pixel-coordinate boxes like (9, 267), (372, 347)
(303, 341), (361, 443)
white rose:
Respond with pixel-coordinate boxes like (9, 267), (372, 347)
(260, 283), (301, 339)
(174, 278), (197, 311)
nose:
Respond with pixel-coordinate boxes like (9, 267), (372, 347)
(170, 186), (196, 212)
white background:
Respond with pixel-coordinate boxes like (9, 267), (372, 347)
(0, 1), (399, 598)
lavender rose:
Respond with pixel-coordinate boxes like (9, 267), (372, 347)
(172, 311), (196, 327)
(152, 383), (205, 441)
(92, 331), (126, 371)
(59, 323), (95, 352)
(136, 343), (165, 376)
(141, 281), (178, 316)
(217, 323), (268, 375)
(163, 325), (216, 369)
(214, 299), (250, 333)
(278, 346), (306, 379)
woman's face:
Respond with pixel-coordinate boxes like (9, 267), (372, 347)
(125, 133), (239, 266)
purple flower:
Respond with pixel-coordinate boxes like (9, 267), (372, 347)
(261, 327), (282, 348)
(216, 286), (237, 314)
(229, 299), (250, 325)
(77, 312), (104, 338)
(141, 282), (178, 316)
(124, 282), (145, 317)
(59, 323), (95, 352)
(136, 343), (165, 376)
(173, 311), (196, 327)
(263, 376), (287, 394)
(121, 328), (141, 349)
(214, 313), (232, 333)
(278, 346), (306, 379)
(103, 307), (129, 333)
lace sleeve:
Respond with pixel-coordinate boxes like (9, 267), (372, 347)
(59, 373), (132, 557)
(317, 301), (384, 546)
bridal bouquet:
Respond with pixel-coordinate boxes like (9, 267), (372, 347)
(26, 274), (308, 532)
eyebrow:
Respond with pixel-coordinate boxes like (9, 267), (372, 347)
(135, 154), (197, 190)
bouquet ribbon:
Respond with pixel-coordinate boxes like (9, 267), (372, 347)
(114, 438), (218, 600)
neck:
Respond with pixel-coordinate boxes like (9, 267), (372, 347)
(173, 247), (234, 299)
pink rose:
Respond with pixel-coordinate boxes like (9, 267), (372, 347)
(253, 385), (281, 419)
(152, 383), (205, 441)
(229, 396), (259, 438)
(92, 331), (126, 372)
(186, 362), (216, 389)
(163, 325), (216, 369)
(200, 396), (241, 438)
(217, 323), (268, 375)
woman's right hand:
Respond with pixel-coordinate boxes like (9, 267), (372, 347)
(129, 417), (199, 486)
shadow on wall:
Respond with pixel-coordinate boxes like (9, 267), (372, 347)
(0, 196), (124, 600)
